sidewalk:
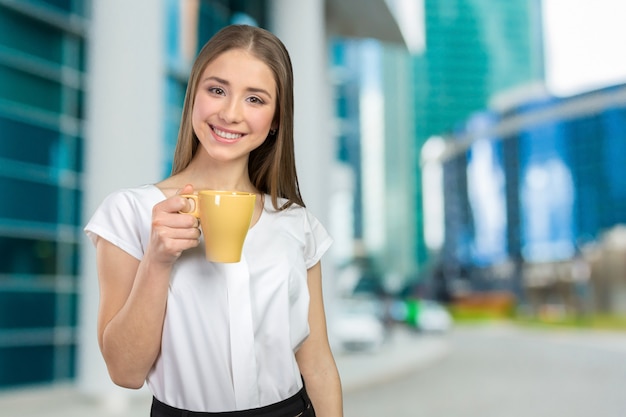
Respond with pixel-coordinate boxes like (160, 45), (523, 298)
(0, 327), (450, 416)
(336, 326), (450, 393)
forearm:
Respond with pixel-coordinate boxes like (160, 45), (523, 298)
(100, 257), (171, 388)
(301, 354), (343, 417)
(298, 262), (344, 416)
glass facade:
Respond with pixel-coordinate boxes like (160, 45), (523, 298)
(465, 118), (508, 266)
(330, 38), (420, 285)
(413, 0), (543, 266)
(438, 84), (626, 291)
(518, 103), (575, 262)
(0, 0), (87, 388)
(330, 0), (543, 284)
(329, 40), (365, 242)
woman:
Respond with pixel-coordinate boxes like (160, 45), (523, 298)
(85, 25), (343, 417)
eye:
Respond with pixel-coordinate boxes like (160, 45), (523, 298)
(247, 96), (264, 105)
(208, 86), (225, 95)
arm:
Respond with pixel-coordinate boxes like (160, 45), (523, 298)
(296, 261), (343, 417)
(96, 185), (200, 388)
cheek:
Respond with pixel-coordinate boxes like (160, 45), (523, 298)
(191, 98), (204, 121)
(191, 99), (209, 130)
(252, 109), (276, 132)
(190, 109), (201, 137)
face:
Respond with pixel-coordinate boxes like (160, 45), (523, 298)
(191, 49), (277, 164)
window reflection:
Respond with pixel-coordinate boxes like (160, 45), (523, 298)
(467, 138), (508, 264)
(521, 157), (575, 261)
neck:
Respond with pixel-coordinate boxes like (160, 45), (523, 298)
(181, 153), (256, 193)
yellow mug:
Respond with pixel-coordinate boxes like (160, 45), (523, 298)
(181, 190), (256, 263)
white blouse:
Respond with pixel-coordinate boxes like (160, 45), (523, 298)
(84, 184), (333, 412)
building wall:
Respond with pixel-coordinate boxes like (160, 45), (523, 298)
(329, 38), (420, 292)
(413, 0), (544, 268)
(435, 85), (626, 298)
(0, 0), (88, 388)
(381, 45), (419, 283)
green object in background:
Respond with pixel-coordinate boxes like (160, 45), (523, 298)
(404, 299), (421, 327)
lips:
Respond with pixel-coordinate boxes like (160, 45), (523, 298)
(212, 126), (244, 141)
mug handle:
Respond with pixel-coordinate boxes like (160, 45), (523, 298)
(179, 193), (199, 217)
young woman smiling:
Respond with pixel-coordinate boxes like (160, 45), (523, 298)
(85, 25), (343, 417)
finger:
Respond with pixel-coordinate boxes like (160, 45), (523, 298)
(181, 196), (196, 214)
(154, 198), (186, 216)
(176, 184), (196, 213)
(151, 220), (201, 243)
(156, 194), (194, 215)
(152, 206), (198, 229)
(169, 226), (201, 240)
(179, 212), (199, 228)
(177, 184), (194, 195)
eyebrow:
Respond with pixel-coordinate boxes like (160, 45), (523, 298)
(203, 76), (273, 98)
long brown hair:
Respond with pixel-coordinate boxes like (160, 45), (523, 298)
(171, 25), (304, 209)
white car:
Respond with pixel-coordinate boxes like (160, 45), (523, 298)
(416, 300), (453, 332)
(331, 298), (386, 352)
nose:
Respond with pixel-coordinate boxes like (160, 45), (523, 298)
(218, 98), (242, 124)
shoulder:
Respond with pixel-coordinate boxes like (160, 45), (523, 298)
(266, 197), (325, 227)
(100, 184), (165, 211)
(85, 184), (163, 258)
(265, 197), (307, 221)
(263, 197), (333, 267)
(88, 184), (163, 227)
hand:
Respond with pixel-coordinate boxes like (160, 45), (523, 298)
(146, 184), (201, 265)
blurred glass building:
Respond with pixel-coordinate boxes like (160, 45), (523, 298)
(424, 84), (626, 297)
(329, 0), (543, 293)
(0, 0), (88, 388)
(420, 0), (626, 304)
(330, 0), (626, 311)
(414, 0), (544, 271)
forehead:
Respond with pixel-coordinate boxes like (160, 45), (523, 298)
(201, 49), (276, 89)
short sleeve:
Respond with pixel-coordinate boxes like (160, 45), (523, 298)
(84, 187), (155, 260)
(302, 209), (333, 269)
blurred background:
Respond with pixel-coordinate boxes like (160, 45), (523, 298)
(1, 0), (626, 416)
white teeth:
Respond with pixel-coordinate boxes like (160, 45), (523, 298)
(213, 127), (243, 140)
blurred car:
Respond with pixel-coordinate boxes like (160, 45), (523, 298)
(390, 299), (453, 333)
(416, 300), (453, 332)
(331, 297), (386, 352)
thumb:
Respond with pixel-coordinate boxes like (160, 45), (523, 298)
(177, 184), (196, 213)
(177, 183), (195, 195)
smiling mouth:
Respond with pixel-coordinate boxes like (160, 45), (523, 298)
(212, 126), (244, 140)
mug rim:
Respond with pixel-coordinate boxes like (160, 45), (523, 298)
(196, 190), (255, 197)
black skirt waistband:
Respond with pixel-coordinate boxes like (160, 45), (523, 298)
(151, 386), (313, 417)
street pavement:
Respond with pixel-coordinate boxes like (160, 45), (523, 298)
(344, 323), (626, 417)
(0, 326), (449, 417)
